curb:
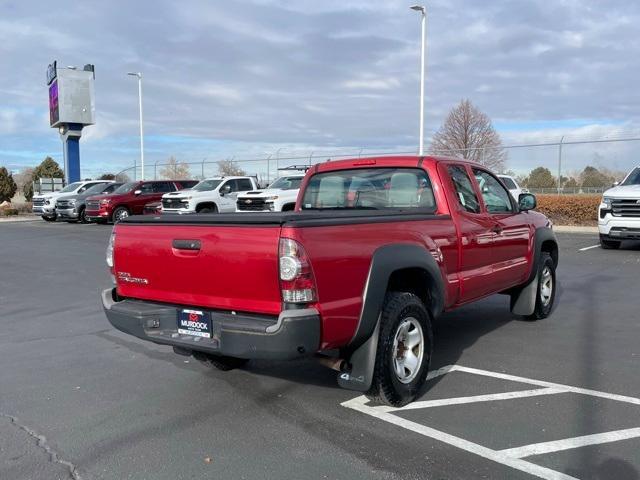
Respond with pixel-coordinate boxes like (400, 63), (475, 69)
(0, 216), (40, 223)
(553, 225), (598, 233)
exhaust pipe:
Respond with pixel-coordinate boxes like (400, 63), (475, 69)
(317, 355), (349, 372)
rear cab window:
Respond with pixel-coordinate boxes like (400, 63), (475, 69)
(301, 168), (436, 212)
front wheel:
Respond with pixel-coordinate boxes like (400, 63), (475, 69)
(42, 215), (56, 222)
(366, 292), (433, 407)
(526, 252), (556, 320)
(78, 207), (88, 224)
(599, 235), (621, 250)
(112, 206), (130, 223)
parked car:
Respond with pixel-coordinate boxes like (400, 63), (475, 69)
(55, 182), (122, 223)
(236, 174), (305, 212)
(598, 166), (640, 249)
(161, 176), (258, 214)
(85, 180), (197, 223)
(497, 174), (527, 200)
(32, 180), (109, 221)
(102, 156), (558, 407)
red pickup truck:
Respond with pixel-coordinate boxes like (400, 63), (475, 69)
(102, 156), (558, 406)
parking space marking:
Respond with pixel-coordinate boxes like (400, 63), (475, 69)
(499, 427), (640, 458)
(578, 244), (600, 251)
(343, 395), (580, 480)
(374, 387), (567, 412)
(342, 365), (640, 480)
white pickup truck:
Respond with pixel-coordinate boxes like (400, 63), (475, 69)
(235, 174), (304, 212)
(32, 180), (107, 221)
(598, 166), (640, 249)
(160, 176), (258, 214)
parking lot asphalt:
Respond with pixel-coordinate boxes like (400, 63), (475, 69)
(1, 221), (639, 480)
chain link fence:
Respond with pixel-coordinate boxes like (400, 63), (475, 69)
(113, 134), (640, 193)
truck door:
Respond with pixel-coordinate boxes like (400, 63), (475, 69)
(471, 168), (531, 290)
(217, 179), (239, 212)
(439, 163), (496, 302)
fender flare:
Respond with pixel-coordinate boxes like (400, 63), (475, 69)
(338, 243), (445, 392)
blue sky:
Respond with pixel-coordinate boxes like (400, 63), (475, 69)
(1, 0), (640, 178)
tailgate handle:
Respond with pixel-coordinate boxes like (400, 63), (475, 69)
(172, 239), (201, 251)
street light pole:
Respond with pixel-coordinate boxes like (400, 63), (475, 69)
(411, 5), (426, 156)
(127, 72), (144, 180)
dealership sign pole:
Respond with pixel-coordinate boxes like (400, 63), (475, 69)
(47, 61), (96, 184)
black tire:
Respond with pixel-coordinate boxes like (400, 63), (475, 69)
(366, 292), (433, 407)
(112, 206), (130, 223)
(193, 352), (248, 371)
(599, 235), (621, 250)
(526, 252), (556, 320)
(42, 215), (56, 222)
(196, 204), (218, 214)
(78, 207), (88, 224)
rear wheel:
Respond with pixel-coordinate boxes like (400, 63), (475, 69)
(599, 235), (621, 250)
(193, 352), (248, 371)
(112, 206), (130, 223)
(366, 292), (433, 407)
(526, 252), (556, 320)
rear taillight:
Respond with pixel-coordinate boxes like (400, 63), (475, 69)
(106, 231), (115, 270)
(279, 238), (317, 303)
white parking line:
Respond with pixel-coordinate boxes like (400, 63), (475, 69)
(343, 395), (580, 480)
(499, 427), (640, 458)
(372, 387), (567, 413)
(579, 244), (600, 251)
(342, 365), (640, 480)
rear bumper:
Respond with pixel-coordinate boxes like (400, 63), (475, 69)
(102, 288), (320, 360)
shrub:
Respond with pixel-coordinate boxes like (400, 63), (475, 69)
(535, 194), (600, 226)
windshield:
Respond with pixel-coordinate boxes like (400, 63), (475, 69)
(192, 179), (222, 191)
(82, 183), (111, 195)
(59, 182), (83, 193)
(621, 167), (640, 186)
(301, 168), (436, 211)
(269, 176), (303, 190)
(112, 182), (138, 194)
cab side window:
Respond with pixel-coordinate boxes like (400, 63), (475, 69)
(473, 169), (514, 214)
(236, 179), (253, 191)
(447, 165), (481, 214)
(153, 182), (174, 193)
(139, 182), (154, 194)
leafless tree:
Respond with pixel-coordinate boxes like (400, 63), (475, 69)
(217, 159), (246, 176)
(160, 156), (191, 179)
(429, 99), (507, 171)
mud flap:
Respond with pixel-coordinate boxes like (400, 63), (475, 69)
(510, 272), (538, 316)
(337, 320), (380, 392)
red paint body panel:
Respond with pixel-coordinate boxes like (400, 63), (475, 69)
(114, 224), (283, 315)
(110, 156), (553, 352)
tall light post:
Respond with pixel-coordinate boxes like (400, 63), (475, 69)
(410, 5), (426, 156)
(127, 72), (144, 180)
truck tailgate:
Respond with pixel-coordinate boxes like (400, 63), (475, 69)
(113, 223), (282, 315)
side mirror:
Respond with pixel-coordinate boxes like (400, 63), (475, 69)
(612, 181), (620, 187)
(134, 190), (142, 196)
(518, 193), (537, 211)
(220, 185), (231, 196)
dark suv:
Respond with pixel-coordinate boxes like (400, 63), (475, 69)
(85, 180), (197, 223)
